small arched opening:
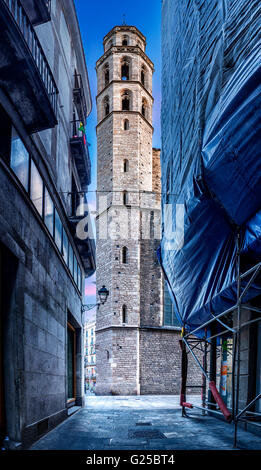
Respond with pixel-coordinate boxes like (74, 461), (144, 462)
(122, 35), (129, 46)
(123, 159), (129, 173)
(141, 65), (146, 86)
(104, 63), (110, 86)
(103, 96), (110, 117)
(141, 98), (148, 118)
(123, 190), (129, 205)
(122, 246), (129, 264)
(122, 305), (127, 324)
(123, 119), (129, 130)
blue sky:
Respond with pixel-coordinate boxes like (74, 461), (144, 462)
(74, 0), (162, 311)
(75, 0), (162, 196)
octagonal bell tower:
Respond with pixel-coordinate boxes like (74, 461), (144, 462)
(95, 26), (161, 396)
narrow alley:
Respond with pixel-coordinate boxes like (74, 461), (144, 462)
(30, 396), (261, 451)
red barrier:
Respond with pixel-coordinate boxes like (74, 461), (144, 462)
(182, 402), (194, 409)
(180, 394), (186, 407)
(209, 381), (232, 422)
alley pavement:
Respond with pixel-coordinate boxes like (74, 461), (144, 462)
(30, 395), (261, 450)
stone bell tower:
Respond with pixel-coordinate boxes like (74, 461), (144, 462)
(95, 25), (163, 395)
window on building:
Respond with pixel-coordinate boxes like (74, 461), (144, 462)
(62, 228), (69, 265)
(104, 64), (110, 86)
(54, 209), (62, 252)
(74, 255), (78, 285)
(71, 172), (78, 217)
(163, 280), (180, 327)
(122, 91), (131, 111)
(123, 159), (129, 173)
(30, 159), (43, 216)
(141, 98), (147, 118)
(121, 59), (130, 80)
(10, 127), (29, 191)
(122, 35), (128, 46)
(44, 188), (54, 236)
(69, 242), (74, 275)
(122, 305), (127, 324)
(123, 191), (129, 205)
(141, 66), (146, 86)
(123, 119), (129, 130)
(103, 96), (110, 117)
(77, 264), (82, 292)
(0, 105), (12, 163)
(122, 246), (129, 264)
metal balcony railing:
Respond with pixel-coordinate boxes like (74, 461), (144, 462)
(21, 0), (52, 25)
(4, 0), (58, 116)
(71, 119), (86, 140)
(73, 73), (87, 121)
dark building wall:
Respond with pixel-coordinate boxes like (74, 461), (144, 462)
(0, 0), (93, 448)
(0, 156), (83, 445)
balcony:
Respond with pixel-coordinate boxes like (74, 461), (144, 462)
(69, 220), (95, 277)
(70, 119), (91, 190)
(0, 0), (58, 134)
(73, 73), (87, 122)
(68, 195), (96, 277)
(20, 0), (51, 26)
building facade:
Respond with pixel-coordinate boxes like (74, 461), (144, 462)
(0, 0), (95, 448)
(161, 0), (261, 429)
(95, 25), (200, 396)
(84, 322), (96, 394)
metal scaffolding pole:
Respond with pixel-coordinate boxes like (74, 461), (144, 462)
(178, 241), (261, 448)
(234, 230), (242, 448)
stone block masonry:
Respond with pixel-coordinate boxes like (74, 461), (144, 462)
(96, 25), (202, 396)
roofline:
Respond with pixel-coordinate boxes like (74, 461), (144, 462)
(103, 25), (146, 45)
(61, 0), (92, 117)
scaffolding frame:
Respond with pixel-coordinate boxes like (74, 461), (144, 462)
(179, 231), (261, 448)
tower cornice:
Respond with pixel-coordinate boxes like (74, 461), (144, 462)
(103, 25), (146, 46)
(96, 46), (154, 71)
(96, 110), (154, 132)
(96, 80), (154, 103)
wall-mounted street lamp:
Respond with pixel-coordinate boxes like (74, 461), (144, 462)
(81, 285), (109, 313)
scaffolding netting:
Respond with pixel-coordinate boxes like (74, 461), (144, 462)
(160, 0), (261, 337)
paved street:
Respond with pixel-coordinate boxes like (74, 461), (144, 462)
(30, 396), (261, 450)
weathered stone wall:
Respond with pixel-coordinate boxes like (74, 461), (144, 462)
(96, 26), (155, 395)
(96, 25), (202, 396)
(140, 329), (204, 394)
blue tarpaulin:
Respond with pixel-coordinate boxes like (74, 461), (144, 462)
(160, 0), (261, 337)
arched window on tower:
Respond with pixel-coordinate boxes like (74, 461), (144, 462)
(122, 35), (129, 46)
(121, 58), (130, 80)
(122, 246), (129, 264)
(122, 305), (127, 324)
(103, 96), (110, 117)
(122, 91), (131, 111)
(123, 119), (129, 130)
(141, 65), (146, 86)
(104, 63), (110, 86)
(141, 98), (148, 118)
